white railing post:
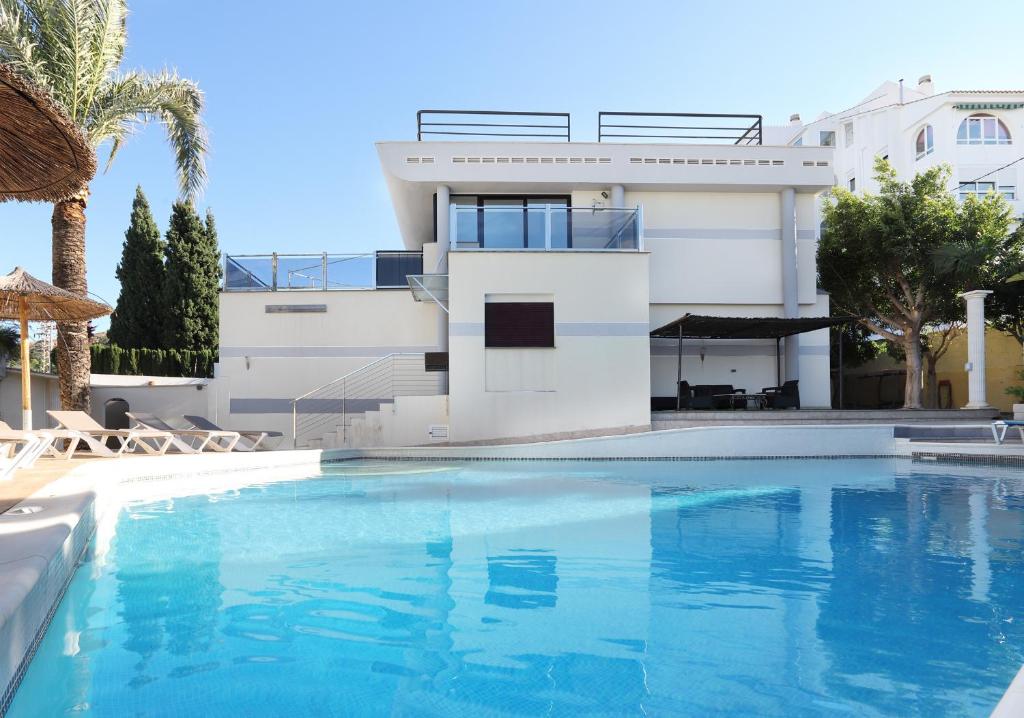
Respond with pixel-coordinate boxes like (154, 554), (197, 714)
(544, 205), (552, 250)
(292, 399), (297, 444)
(322, 253), (328, 289)
(636, 204), (644, 251)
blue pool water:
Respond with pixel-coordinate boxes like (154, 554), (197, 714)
(8, 459), (1024, 717)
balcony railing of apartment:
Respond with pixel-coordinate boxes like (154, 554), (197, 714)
(450, 205), (643, 251)
(417, 110), (571, 141)
(598, 112), (763, 145)
(223, 250), (423, 291)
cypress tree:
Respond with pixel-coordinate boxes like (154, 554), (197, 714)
(162, 202), (222, 352)
(109, 187), (166, 348)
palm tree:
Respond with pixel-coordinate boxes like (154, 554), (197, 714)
(0, 0), (206, 410)
(0, 322), (18, 379)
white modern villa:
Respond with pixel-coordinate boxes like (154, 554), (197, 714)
(771, 75), (1023, 219)
(210, 111), (838, 448)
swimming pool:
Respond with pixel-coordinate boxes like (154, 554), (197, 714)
(7, 458), (1024, 716)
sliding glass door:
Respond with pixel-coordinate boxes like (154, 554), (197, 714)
(450, 195), (571, 249)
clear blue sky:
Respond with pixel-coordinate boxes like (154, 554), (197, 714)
(3, 0), (1023, 327)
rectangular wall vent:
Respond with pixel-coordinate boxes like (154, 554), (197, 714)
(451, 156), (611, 165)
(428, 424), (449, 440)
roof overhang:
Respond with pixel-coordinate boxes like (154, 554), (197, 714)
(377, 141), (834, 250)
(650, 314), (856, 340)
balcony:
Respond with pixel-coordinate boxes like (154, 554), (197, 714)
(223, 251), (423, 292)
(450, 205), (642, 251)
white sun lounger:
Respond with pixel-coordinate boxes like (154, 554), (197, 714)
(992, 420), (1024, 445)
(127, 412), (240, 453)
(47, 410), (174, 458)
(183, 415), (282, 452)
(0, 429), (46, 480)
(0, 421), (53, 470)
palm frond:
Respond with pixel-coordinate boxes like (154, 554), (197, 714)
(90, 70), (207, 199)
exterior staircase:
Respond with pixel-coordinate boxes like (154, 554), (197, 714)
(292, 353), (445, 449)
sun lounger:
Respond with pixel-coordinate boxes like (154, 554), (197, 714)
(0, 421), (54, 470)
(0, 428), (46, 480)
(127, 412), (240, 453)
(47, 410), (174, 458)
(183, 415), (282, 452)
(991, 420), (1024, 445)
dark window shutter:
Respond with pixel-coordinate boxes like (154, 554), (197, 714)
(424, 351), (449, 372)
(485, 302), (554, 348)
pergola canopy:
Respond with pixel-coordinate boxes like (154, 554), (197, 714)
(650, 314), (856, 340)
(0, 63), (96, 202)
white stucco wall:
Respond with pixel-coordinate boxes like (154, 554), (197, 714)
(447, 250), (651, 443)
(213, 289), (441, 440)
(0, 368), (60, 430)
(89, 377), (211, 428)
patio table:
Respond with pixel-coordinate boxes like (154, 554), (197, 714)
(712, 393), (768, 410)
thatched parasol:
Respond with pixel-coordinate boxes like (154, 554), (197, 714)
(0, 63), (96, 202)
(0, 267), (111, 428)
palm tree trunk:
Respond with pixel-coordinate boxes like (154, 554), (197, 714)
(51, 187), (91, 412)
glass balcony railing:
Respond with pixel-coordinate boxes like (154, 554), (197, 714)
(450, 206), (642, 251)
(223, 251), (423, 292)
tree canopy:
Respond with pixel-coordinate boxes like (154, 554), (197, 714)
(819, 158), (1018, 408)
(162, 202), (221, 352)
(109, 187), (166, 348)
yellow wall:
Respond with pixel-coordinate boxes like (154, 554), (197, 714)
(934, 327), (1023, 412)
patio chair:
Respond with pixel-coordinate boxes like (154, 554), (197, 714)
(127, 412), (240, 453)
(763, 380), (800, 410)
(183, 415), (282, 452)
(991, 420), (1024, 445)
(46, 410), (174, 458)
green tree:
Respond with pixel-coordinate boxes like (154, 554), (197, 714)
(109, 187), (166, 348)
(0, 0), (206, 410)
(162, 203), (221, 352)
(819, 158), (1015, 409)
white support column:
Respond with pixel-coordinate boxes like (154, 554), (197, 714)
(610, 184), (625, 208)
(780, 188), (799, 382)
(435, 186), (451, 394)
(960, 289), (993, 409)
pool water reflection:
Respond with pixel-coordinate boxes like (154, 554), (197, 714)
(8, 459), (1024, 717)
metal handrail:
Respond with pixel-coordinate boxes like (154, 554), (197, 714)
(291, 353), (441, 447)
(417, 110), (570, 141)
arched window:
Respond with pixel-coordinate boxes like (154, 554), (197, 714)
(957, 113), (1012, 145)
(915, 125), (934, 159)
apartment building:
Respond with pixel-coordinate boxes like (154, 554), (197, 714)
(212, 111), (834, 447)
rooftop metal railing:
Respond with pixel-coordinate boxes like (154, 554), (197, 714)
(417, 110), (571, 141)
(598, 112), (763, 145)
(223, 251), (423, 292)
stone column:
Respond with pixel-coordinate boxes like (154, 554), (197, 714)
(780, 188), (799, 381)
(960, 290), (992, 409)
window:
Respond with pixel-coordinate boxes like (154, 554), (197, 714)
(819, 130), (835, 147)
(915, 125), (934, 159)
(844, 122), (854, 148)
(959, 182), (1016, 201)
(484, 302), (554, 348)
(450, 195), (570, 249)
(957, 114), (1011, 145)
(848, 176), (856, 192)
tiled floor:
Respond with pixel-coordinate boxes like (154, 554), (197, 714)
(0, 457), (101, 514)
